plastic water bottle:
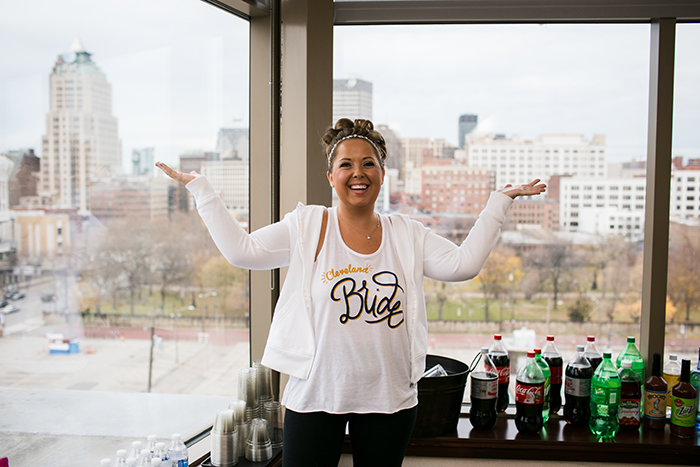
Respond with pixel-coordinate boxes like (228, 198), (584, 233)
(138, 449), (151, 466)
(167, 433), (189, 467)
(113, 450), (127, 467)
(533, 348), (551, 422)
(100, 459), (112, 467)
(151, 459), (162, 467)
(616, 336), (644, 382)
(145, 434), (158, 456)
(128, 441), (143, 461)
(589, 351), (621, 438)
(153, 443), (168, 465)
(125, 458), (137, 467)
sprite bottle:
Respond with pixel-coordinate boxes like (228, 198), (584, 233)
(534, 348), (551, 422)
(616, 336), (644, 382)
(590, 351), (621, 438)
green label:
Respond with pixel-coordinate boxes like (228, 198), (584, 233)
(671, 396), (697, 428)
(591, 386), (618, 405)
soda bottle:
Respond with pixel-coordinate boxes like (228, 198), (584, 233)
(643, 353), (667, 430)
(589, 351), (621, 438)
(583, 336), (603, 372)
(515, 350), (545, 436)
(663, 353), (681, 410)
(469, 346), (498, 430)
(617, 360), (641, 430)
(564, 344), (592, 426)
(542, 335), (563, 415)
(487, 334), (511, 413)
(670, 359), (698, 438)
(690, 347), (700, 429)
(167, 433), (189, 467)
(616, 336), (644, 382)
(533, 348), (551, 422)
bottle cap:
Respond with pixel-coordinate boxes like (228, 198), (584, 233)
(546, 335), (554, 341)
(152, 459), (162, 466)
(534, 348), (542, 354)
(527, 350), (535, 358)
(155, 442), (165, 449)
(148, 434), (157, 441)
(140, 449), (149, 457)
(627, 336), (635, 343)
(494, 334), (502, 340)
(621, 360), (632, 368)
(576, 345), (585, 352)
(171, 433), (182, 440)
(116, 450), (127, 457)
(603, 351), (612, 359)
(669, 354), (677, 361)
(132, 441), (142, 448)
(587, 336), (595, 342)
(480, 346), (489, 354)
(100, 460), (111, 467)
(126, 458), (137, 467)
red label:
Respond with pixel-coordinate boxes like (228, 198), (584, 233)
(549, 366), (562, 385)
(515, 382), (544, 405)
(485, 364), (510, 384)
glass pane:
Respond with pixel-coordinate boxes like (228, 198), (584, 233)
(0, 0), (250, 461)
(334, 23), (649, 407)
(666, 23), (700, 378)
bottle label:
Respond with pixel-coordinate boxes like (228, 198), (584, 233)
(643, 388), (666, 420)
(485, 364), (510, 385)
(549, 365), (562, 385)
(671, 396), (697, 428)
(618, 398), (641, 426)
(471, 375), (498, 399)
(515, 382), (544, 405)
(591, 385), (617, 405)
(565, 376), (590, 397)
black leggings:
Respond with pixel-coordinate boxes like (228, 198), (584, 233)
(282, 406), (418, 467)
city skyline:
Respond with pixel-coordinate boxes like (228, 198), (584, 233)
(2, 1), (700, 172)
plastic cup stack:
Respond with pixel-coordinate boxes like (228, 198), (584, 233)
(263, 401), (284, 449)
(228, 399), (248, 459)
(254, 361), (273, 406)
(211, 408), (238, 467)
(245, 418), (273, 462)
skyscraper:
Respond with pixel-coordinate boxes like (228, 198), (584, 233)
(40, 38), (122, 216)
(333, 77), (372, 124)
(458, 114), (478, 149)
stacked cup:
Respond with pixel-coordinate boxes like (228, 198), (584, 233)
(211, 409), (238, 467)
(228, 399), (248, 460)
(263, 401), (284, 449)
(245, 419), (273, 462)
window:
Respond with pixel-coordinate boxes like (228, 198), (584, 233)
(2, 0), (251, 457)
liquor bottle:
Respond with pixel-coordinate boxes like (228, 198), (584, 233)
(670, 359), (698, 438)
(642, 353), (667, 430)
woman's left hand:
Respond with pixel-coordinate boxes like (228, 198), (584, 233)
(497, 179), (547, 199)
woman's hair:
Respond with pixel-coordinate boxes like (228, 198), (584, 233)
(322, 118), (387, 171)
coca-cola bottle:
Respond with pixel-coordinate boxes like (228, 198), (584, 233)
(542, 335), (563, 415)
(515, 350), (545, 436)
(564, 345), (592, 426)
(583, 336), (603, 373)
(470, 346), (498, 430)
(487, 334), (511, 413)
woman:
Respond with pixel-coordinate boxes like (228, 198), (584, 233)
(156, 118), (545, 467)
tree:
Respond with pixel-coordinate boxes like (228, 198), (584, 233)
(582, 235), (626, 291)
(568, 294), (592, 323)
(667, 223), (700, 321)
(475, 248), (522, 322)
(525, 242), (580, 310)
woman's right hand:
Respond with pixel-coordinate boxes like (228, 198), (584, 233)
(155, 162), (197, 186)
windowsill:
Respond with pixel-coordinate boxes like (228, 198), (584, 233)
(344, 413), (699, 465)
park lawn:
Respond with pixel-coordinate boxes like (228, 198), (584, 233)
(426, 297), (574, 322)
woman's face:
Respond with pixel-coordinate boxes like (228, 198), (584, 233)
(327, 138), (385, 211)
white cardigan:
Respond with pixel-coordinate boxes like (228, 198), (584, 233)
(186, 175), (513, 384)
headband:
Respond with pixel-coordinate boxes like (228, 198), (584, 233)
(327, 134), (383, 168)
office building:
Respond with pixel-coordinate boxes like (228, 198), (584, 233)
(200, 159), (249, 216)
(458, 114), (478, 149)
(419, 157), (495, 215)
(39, 38), (122, 216)
(88, 176), (169, 221)
(332, 77), (372, 124)
(465, 133), (606, 189)
(131, 148), (155, 177)
(217, 127), (249, 161)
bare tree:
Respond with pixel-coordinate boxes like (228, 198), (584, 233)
(525, 242), (580, 311)
(667, 223), (700, 321)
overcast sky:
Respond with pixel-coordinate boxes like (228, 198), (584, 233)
(1, 1), (699, 170)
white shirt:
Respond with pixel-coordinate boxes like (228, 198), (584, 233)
(282, 208), (418, 413)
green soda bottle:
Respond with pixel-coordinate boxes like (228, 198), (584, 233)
(590, 351), (621, 438)
(616, 336), (644, 382)
(534, 348), (551, 422)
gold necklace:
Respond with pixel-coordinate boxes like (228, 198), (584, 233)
(338, 212), (380, 240)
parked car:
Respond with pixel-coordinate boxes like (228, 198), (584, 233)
(41, 294), (57, 303)
(0, 304), (20, 314)
(4, 291), (17, 300)
(10, 293), (25, 301)
(0, 300), (8, 309)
